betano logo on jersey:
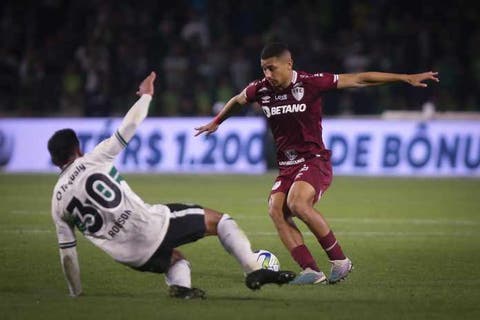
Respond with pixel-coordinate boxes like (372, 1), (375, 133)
(262, 103), (307, 118)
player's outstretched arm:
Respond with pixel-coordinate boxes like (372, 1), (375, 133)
(337, 71), (439, 89)
(59, 247), (82, 297)
(194, 91), (247, 137)
(117, 71), (156, 142)
(89, 72), (156, 160)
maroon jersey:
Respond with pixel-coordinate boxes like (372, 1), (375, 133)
(244, 70), (338, 166)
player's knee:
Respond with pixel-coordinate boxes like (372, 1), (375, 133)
(286, 199), (310, 221)
(204, 208), (222, 235)
(170, 249), (186, 265)
(269, 207), (296, 230)
(268, 203), (283, 222)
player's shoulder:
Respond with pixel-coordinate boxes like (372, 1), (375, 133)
(51, 166), (69, 195)
(247, 77), (267, 87)
(297, 70), (333, 81)
(297, 70), (339, 89)
(247, 77), (269, 91)
(51, 176), (65, 216)
(51, 178), (62, 200)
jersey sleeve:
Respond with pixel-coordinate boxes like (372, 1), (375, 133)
(87, 131), (127, 163)
(310, 72), (339, 92)
(51, 201), (77, 249)
(242, 81), (259, 103)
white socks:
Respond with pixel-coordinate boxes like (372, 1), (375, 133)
(165, 259), (191, 288)
(217, 214), (259, 274)
(164, 214), (259, 288)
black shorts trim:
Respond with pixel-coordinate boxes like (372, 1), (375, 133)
(166, 203), (203, 213)
(133, 203), (206, 274)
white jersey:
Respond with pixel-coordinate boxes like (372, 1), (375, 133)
(51, 130), (170, 267)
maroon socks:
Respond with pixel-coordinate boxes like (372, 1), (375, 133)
(290, 230), (346, 270)
(290, 244), (320, 271)
(317, 230), (346, 261)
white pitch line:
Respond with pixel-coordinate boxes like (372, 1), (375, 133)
(248, 231), (480, 237)
(330, 217), (480, 226)
(233, 216), (480, 226)
(0, 229), (52, 234)
(8, 211), (478, 226)
(10, 210), (49, 215)
(0, 229), (478, 238)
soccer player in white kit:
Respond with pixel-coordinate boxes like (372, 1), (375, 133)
(48, 72), (295, 299)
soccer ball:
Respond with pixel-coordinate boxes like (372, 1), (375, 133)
(254, 249), (280, 272)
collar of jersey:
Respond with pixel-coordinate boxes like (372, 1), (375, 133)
(59, 159), (77, 176)
(291, 70), (298, 84)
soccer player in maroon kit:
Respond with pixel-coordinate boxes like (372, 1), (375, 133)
(195, 43), (439, 284)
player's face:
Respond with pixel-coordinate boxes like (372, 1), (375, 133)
(261, 56), (292, 89)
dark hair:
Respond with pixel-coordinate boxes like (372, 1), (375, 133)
(260, 42), (290, 59)
(48, 128), (80, 167)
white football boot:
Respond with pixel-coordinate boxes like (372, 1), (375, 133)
(328, 258), (353, 284)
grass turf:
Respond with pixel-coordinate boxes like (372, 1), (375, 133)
(0, 173), (479, 319)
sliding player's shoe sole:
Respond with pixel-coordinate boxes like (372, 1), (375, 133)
(169, 285), (206, 299)
(245, 269), (296, 290)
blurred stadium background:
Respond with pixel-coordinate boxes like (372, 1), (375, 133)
(0, 1), (479, 319)
(0, 0), (479, 117)
(0, 0), (479, 175)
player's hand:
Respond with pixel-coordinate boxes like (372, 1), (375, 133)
(194, 121), (219, 137)
(405, 71), (439, 88)
(136, 71), (156, 96)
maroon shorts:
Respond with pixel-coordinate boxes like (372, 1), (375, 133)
(270, 156), (333, 203)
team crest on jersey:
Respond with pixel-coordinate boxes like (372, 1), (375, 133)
(291, 86), (304, 101)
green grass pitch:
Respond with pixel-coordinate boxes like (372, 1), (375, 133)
(1, 173), (479, 319)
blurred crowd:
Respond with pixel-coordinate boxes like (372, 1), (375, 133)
(0, 0), (478, 117)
